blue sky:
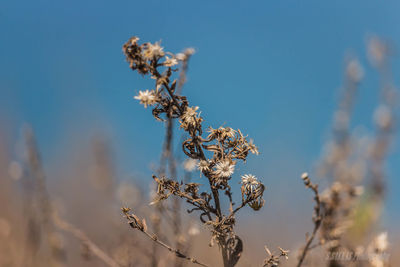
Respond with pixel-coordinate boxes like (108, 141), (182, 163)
(1, 0), (399, 228)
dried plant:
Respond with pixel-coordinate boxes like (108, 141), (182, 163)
(122, 36), (265, 266)
(367, 232), (390, 267)
(366, 36), (396, 201)
(52, 211), (120, 267)
(21, 127), (122, 267)
(263, 246), (289, 267)
(122, 207), (208, 267)
(300, 36), (397, 267)
(0, 31), (397, 267)
(23, 126), (67, 266)
(297, 173), (322, 267)
(89, 136), (116, 198)
(312, 56), (367, 267)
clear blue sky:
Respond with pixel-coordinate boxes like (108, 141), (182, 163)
(1, 0), (399, 228)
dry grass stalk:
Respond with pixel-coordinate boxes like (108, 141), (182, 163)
(316, 57), (367, 267)
(297, 173), (323, 267)
(160, 114), (186, 267)
(52, 212), (120, 267)
(90, 137), (116, 197)
(311, 36), (396, 267)
(367, 36), (396, 200)
(22, 126), (121, 267)
(23, 126), (67, 265)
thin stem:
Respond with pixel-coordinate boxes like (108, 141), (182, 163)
(123, 209), (209, 267)
(297, 174), (322, 267)
(142, 231), (209, 267)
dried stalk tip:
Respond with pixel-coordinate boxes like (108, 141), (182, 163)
(122, 207), (147, 232)
(121, 206), (209, 267)
(301, 172), (311, 187)
(297, 173), (322, 267)
(263, 245), (289, 267)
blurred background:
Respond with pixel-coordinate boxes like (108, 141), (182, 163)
(0, 0), (399, 266)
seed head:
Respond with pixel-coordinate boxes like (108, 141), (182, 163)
(181, 106), (200, 125)
(142, 42), (165, 59)
(134, 90), (157, 108)
(198, 160), (210, 173)
(214, 159), (235, 178)
(164, 56), (178, 67)
(241, 174), (260, 193)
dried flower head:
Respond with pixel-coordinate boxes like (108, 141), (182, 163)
(248, 139), (259, 155)
(134, 90), (158, 108)
(181, 106), (200, 125)
(197, 160), (210, 173)
(240, 174), (265, 211)
(241, 174), (260, 193)
(143, 42), (165, 59)
(164, 56), (178, 67)
(214, 159), (235, 178)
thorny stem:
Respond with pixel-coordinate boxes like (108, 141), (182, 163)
(297, 173), (322, 267)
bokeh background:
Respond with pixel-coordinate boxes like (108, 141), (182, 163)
(1, 0), (399, 266)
